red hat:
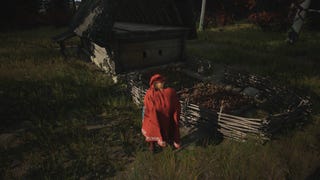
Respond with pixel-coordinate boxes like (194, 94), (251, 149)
(149, 74), (165, 87)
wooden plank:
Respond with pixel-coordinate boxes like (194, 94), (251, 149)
(218, 117), (262, 129)
(187, 109), (215, 118)
(113, 22), (187, 33)
(85, 124), (108, 131)
(186, 103), (217, 115)
(218, 114), (264, 126)
(120, 39), (181, 51)
(219, 128), (270, 141)
(219, 122), (261, 134)
(218, 119), (262, 132)
(118, 39), (182, 71)
(217, 112), (265, 122)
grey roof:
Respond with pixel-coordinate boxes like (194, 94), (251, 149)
(70, 0), (196, 46)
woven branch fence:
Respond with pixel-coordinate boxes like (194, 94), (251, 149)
(125, 68), (311, 142)
(221, 70), (312, 141)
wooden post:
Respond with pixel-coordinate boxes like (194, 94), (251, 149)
(218, 100), (224, 123)
(199, 0), (207, 31)
(287, 0), (312, 44)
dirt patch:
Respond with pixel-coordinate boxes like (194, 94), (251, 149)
(179, 83), (254, 113)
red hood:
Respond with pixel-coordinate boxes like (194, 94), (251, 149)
(149, 74), (165, 88)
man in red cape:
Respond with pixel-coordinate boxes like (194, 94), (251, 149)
(141, 74), (181, 151)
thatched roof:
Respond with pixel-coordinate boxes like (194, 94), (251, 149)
(70, 0), (196, 46)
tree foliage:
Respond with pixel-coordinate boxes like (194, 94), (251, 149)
(193, 0), (319, 30)
(0, 0), (40, 29)
(0, 0), (76, 30)
(45, 0), (75, 26)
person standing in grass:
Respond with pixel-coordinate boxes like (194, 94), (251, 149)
(141, 74), (181, 152)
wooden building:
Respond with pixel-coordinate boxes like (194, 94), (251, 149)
(60, 0), (196, 78)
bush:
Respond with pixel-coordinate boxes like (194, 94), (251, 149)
(248, 11), (289, 31)
(248, 0), (297, 30)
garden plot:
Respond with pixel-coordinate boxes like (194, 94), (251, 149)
(126, 65), (311, 142)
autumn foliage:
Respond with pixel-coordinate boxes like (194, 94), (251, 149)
(194, 0), (304, 30)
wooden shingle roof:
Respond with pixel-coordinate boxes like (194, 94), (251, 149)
(70, 0), (196, 46)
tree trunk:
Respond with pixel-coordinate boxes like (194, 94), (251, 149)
(199, 0), (206, 31)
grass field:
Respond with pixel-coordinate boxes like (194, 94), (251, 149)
(0, 25), (319, 179)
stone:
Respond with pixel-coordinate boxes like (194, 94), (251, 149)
(241, 87), (260, 97)
(232, 87), (242, 93)
(224, 85), (233, 91)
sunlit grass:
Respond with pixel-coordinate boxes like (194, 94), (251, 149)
(121, 26), (320, 179)
(0, 25), (319, 179)
(208, 23), (258, 32)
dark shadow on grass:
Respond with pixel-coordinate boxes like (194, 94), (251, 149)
(179, 127), (223, 151)
(0, 67), (149, 178)
(0, 77), (127, 132)
(306, 166), (320, 180)
(178, 110), (223, 152)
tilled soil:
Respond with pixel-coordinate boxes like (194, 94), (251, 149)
(179, 83), (254, 112)
(140, 69), (291, 116)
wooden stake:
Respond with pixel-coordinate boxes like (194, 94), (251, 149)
(199, 0), (206, 31)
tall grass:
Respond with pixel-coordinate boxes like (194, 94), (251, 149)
(120, 24), (320, 179)
(0, 25), (319, 179)
(0, 27), (143, 179)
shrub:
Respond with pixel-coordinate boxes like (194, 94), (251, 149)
(248, 11), (289, 30)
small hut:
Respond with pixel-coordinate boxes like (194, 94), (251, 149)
(56, 0), (196, 77)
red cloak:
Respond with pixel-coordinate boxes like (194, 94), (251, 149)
(141, 74), (181, 147)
